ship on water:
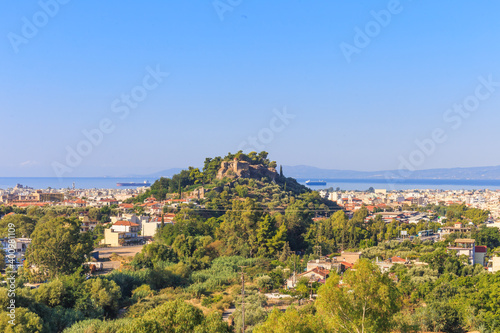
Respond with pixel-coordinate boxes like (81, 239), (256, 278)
(116, 180), (151, 187)
(305, 180), (327, 186)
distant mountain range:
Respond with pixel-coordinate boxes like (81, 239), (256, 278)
(122, 168), (184, 179)
(129, 165), (500, 181)
(282, 165), (500, 180)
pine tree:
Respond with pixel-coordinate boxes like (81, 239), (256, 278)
(268, 223), (287, 257)
(256, 215), (274, 257)
(279, 241), (291, 262)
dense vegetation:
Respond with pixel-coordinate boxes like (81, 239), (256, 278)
(1, 153), (500, 332)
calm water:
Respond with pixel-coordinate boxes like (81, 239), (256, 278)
(2, 177), (500, 191)
(297, 178), (500, 191)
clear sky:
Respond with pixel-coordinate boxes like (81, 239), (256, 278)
(1, 1), (500, 177)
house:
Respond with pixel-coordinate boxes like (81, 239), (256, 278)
(438, 223), (472, 238)
(73, 199), (87, 208)
(474, 245), (487, 266)
(141, 220), (162, 237)
(375, 256), (410, 272)
(163, 213), (176, 223)
(447, 238), (476, 265)
(306, 258), (343, 274)
(286, 267), (330, 288)
(111, 214), (148, 225)
(389, 256), (409, 264)
(373, 212), (404, 222)
(375, 258), (393, 272)
(111, 220), (140, 233)
(141, 216), (174, 237)
(102, 220), (141, 247)
(79, 215), (98, 232)
(488, 256), (500, 272)
(99, 198), (119, 206)
(339, 261), (354, 270)
(366, 205), (376, 213)
(119, 203), (135, 211)
(165, 199), (190, 207)
(144, 196), (157, 203)
(1, 237), (31, 264)
(337, 251), (362, 264)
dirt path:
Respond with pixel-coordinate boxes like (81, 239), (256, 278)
(95, 245), (144, 258)
(93, 245), (144, 274)
(222, 306), (236, 322)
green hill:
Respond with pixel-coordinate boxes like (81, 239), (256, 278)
(130, 151), (338, 215)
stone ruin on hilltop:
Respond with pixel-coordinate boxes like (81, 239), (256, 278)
(216, 158), (277, 181)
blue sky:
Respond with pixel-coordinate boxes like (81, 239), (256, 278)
(1, 1), (500, 177)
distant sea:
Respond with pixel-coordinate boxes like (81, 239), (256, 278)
(2, 177), (500, 191)
(298, 178), (500, 191)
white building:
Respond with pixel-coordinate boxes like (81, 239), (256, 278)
(102, 220), (141, 247)
(1, 238), (31, 263)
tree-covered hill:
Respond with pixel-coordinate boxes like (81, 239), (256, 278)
(129, 151), (339, 216)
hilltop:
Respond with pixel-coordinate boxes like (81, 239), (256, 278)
(129, 151), (339, 214)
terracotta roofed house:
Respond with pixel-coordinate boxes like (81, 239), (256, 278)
(102, 220), (141, 247)
(286, 267), (330, 288)
(475, 245), (487, 266)
(390, 256), (409, 264)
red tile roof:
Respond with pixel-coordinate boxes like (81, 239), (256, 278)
(475, 245), (487, 253)
(119, 204), (134, 208)
(340, 261), (354, 269)
(299, 267), (330, 280)
(114, 220), (139, 227)
(391, 256), (407, 263)
(311, 267), (330, 277)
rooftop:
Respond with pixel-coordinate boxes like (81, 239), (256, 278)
(454, 238), (475, 244)
(114, 220), (139, 227)
(476, 245), (487, 253)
